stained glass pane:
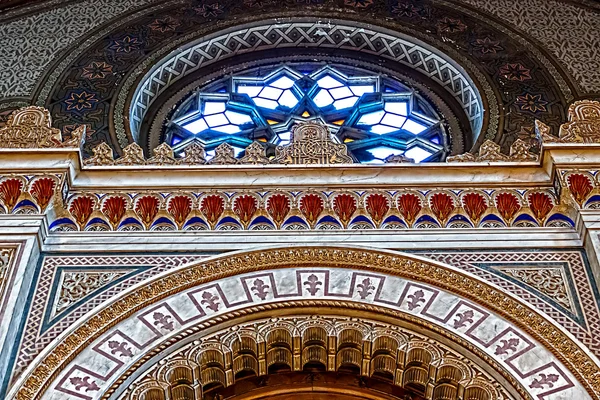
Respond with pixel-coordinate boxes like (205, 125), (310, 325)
(384, 102), (408, 116)
(182, 118), (208, 134)
(204, 102), (226, 114)
(270, 76), (295, 89)
(403, 119), (428, 134)
(237, 86), (262, 97)
(313, 90), (334, 107)
(317, 75), (343, 89)
(172, 65), (445, 163)
(404, 146), (432, 162)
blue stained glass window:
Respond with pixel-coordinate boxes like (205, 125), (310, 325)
(167, 65), (447, 163)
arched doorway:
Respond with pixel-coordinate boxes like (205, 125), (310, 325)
(8, 247), (599, 400)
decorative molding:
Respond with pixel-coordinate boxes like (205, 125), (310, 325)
(54, 187), (570, 232)
(129, 21), (483, 142)
(0, 106), (85, 149)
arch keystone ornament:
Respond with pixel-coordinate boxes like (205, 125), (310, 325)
(8, 247), (600, 400)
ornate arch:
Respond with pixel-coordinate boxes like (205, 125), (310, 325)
(8, 246), (600, 400)
(31, 0), (574, 157)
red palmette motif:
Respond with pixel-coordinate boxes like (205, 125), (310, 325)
(397, 193), (421, 226)
(233, 195), (258, 225)
(333, 193), (357, 226)
(567, 173), (593, 205)
(300, 194), (324, 226)
(200, 195), (225, 225)
(0, 178), (23, 211)
(266, 194), (290, 226)
(528, 192), (554, 222)
(102, 196), (127, 227)
(168, 196), (192, 227)
(495, 192), (520, 223)
(30, 177), (55, 211)
(135, 196), (159, 227)
(365, 193), (390, 225)
(462, 192), (487, 223)
(430, 193), (454, 225)
(69, 196), (94, 226)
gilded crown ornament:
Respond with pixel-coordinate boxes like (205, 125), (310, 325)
(273, 122), (353, 165)
(0, 106), (85, 149)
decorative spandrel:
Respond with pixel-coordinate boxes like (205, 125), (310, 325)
(273, 122), (353, 165)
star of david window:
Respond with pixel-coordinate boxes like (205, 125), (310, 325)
(167, 65), (448, 163)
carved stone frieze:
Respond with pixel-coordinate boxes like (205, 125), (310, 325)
(273, 123), (353, 165)
(447, 139), (537, 163)
(0, 106), (85, 149)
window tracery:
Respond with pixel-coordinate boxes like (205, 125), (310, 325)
(168, 66), (447, 164)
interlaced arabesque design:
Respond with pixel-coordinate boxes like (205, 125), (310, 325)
(131, 22), (483, 142)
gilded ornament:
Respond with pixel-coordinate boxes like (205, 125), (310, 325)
(0, 106), (84, 149)
(85, 143), (115, 166)
(447, 139), (537, 162)
(558, 100), (600, 143)
(208, 143), (239, 165)
(147, 143), (179, 165)
(273, 122), (353, 165)
(239, 141), (269, 165)
(115, 143), (146, 166)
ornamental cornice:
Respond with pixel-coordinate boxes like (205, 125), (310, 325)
(7, 247), (600, 400)
(0, 102), (598, 232)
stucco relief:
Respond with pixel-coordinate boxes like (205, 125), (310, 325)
(0, 0), (158, 97)
(456, 0), (600, 92)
